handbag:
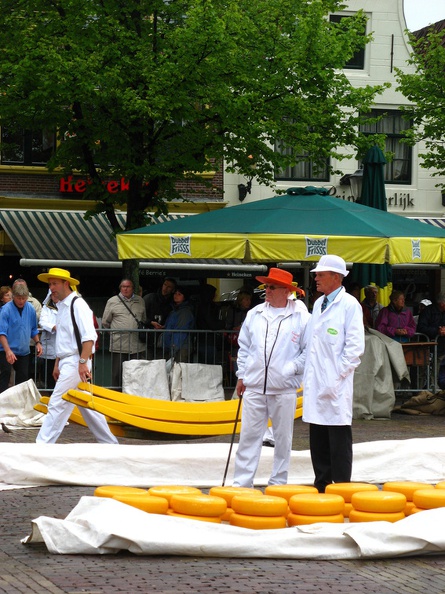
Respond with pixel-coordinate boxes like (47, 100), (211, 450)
(118, 295), (147, 342)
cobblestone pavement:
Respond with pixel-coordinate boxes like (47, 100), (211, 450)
(1, 407), (445, 594)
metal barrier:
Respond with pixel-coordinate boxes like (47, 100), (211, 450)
(33, 328), (240, 393)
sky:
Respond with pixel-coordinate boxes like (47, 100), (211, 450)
(403, 0), (445, 31)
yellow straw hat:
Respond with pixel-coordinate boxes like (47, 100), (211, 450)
(37, 267), (80, 286)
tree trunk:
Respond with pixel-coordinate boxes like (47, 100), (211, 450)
(122, 258), (141, 294)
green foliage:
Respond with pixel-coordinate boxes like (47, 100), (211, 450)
(0, 0), (385, 235)
(396, 30), (445, 187)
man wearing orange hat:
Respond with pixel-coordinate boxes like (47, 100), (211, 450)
(303, 255), (364, 492)
(35, 268), (118, 444)
(232, 268), (310, 488)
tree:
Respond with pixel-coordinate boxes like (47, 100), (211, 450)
(0, 0), (386, 282)
(396, 28), (445, 190)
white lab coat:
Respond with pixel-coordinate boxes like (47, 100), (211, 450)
(303, 287), (365, 425)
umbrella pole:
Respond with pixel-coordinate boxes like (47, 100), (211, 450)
(222, 395), (243, 486)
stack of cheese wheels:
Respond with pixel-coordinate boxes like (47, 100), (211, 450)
(412, 488), (445, 514)
(287, 493), (345, 526)
(230, 494), (288, 529)
(168, 493), (227, 523)
(349, 490), (406, 522)
(325, 483), (379, 518)
(209, 486), (263, 522)
(383, 481), (434, 516)
(94, 485), (169, 514)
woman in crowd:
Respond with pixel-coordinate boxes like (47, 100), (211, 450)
(375, 290), (416, 342)
(162, 286), (195, 362)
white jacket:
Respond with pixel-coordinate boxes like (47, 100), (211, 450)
(302, 287), (365, 425)
(39, 303), (58, 359)
(236, 298), (310, 394)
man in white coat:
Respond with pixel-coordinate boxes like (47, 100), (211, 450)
(303, 255), (364, 493)
(232, 268), (310, 488)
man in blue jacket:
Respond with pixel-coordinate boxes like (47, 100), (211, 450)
(0, 282), (42, 392)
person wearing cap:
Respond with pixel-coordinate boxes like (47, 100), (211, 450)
(161, 286), (195, 362)
(35, 268), (118, 444)
(101, 279), (147, 388)
(361, 285), (383, 329)
(0, 282), (42, 392)
(417, 293), (445, 358)
(413, 298), (432, 327)
(232, 268), (310, 488)
(302, 255), (365, 493)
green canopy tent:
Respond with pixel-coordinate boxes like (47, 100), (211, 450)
(117, 187), (445, 269)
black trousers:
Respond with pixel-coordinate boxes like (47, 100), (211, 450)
(309, 423), (353, 493)
(0, 351), (30, 393)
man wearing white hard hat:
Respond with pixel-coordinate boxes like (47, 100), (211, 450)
(36, 268), (118, 444)
(302, 255), (364, 493)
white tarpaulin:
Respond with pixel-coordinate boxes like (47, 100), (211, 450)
(2, 438), (445, 489)
(23, 496), (445, 559)
(0, 379), (44, 430)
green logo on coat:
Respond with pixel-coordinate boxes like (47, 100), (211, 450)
(327, 328), (338, 335)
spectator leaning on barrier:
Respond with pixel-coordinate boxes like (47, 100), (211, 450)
(375, 290), (416, 343)
(417, 293), (445, 357)
(101, 279), (147, 388)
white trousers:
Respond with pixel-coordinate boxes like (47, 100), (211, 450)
(233, 389), (296, 488)
(36, 356), (118, 444)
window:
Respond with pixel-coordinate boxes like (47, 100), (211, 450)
(330, 15), (365, 70)
(274, 141), (329, 182)
(1, 126), (56, 166)
(360, 110), (412, 184)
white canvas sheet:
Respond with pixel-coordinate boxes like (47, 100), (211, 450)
(0, 379), (44, 430)
(23, 496), (445, 559)
(2, 437), (445, 489)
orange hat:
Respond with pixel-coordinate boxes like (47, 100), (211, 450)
(256, 268), (303, 295)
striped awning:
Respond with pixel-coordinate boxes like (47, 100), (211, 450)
(0, 209), (188, 263)
(410, 217), (445, 229)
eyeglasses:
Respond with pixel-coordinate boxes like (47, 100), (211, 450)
(264, 284), (286, 291)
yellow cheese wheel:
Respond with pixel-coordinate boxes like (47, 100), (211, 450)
(148, 485), (202, 504)
(435, 481), (445, 490)
(170, 493), (227, 517)
(351, 491), (406, 513)
(112, 493), (168, 514)
(265, 484), (318, 501)
(412, 489), (445, 510)
(94, 485), (147, 498)
(404, 501), (416, 516)
(231, 495), (288, 517)
(221, 507), (235, 522)
(325, 482), (378, 503)
(289, 493), (345, 516)
(209, 486), (263, 506)
(166, 510), (221, 523)
(349, 509), (405, 523)
(230, 513), (287, 530)
(287, 512), (344, 526)
(343, 502), (353, 518)
(383, 481), (434, 501)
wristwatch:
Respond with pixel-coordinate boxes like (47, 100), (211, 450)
(79, 358), (87, 364)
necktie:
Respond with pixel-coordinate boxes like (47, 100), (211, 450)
(321, 296), (328, 312)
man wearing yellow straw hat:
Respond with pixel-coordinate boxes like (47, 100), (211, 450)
(36, 268), (118, 444)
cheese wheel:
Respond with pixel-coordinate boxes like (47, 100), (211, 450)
(412, 489), (445, 510)
(404, 501), (416, 516)
(410, 506), (426, 514)
(166, 510), (221, 523)
(349, 509), (405, 523)
(230, 513), (286, 530)
(351, 491), (406, 513)
(112, 493), (168, 514)
(148, 485), (201, 504)
(231, 495), (288, 517)
(435, 481), (445, 490)
(209, 486), (263, 506)
(383, 481), (434, 501)
(289, 493), (345, 516)
(287, 512), (344, 526)
(94, 486), (147, 498)
(170, 493), (227, 517)
(325, 482), (378, 503)
(221, 507), (235, 522)
(265, 484), (318, 501)
(343, 502), (353, 518)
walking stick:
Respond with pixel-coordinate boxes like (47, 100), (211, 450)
(222, 394), (243, 486)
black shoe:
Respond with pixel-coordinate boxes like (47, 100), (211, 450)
(262, 440), (275, 448)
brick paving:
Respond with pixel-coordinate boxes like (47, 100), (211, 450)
(1, 407), (445, 593)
